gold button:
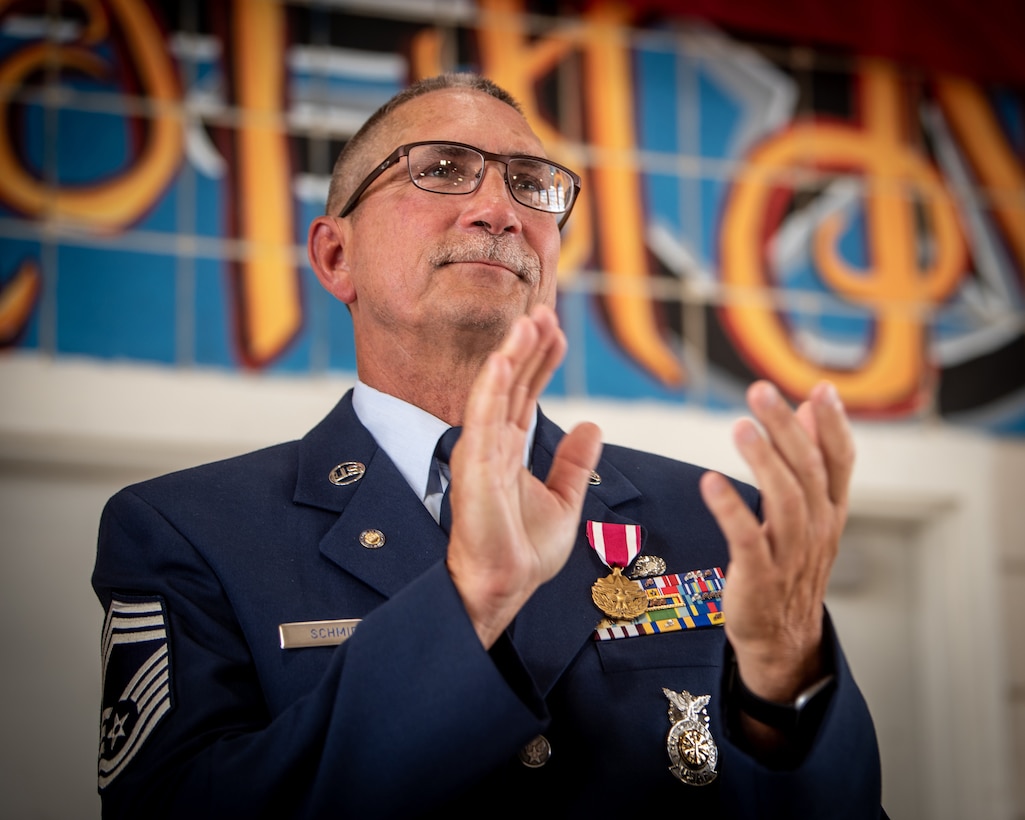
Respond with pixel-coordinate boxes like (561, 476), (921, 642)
(588, 471), (601, 485)
(359, 529), (385, 549)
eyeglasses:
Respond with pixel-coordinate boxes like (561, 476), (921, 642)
(336, 141), (581, 228)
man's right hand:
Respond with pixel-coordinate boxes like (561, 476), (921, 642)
(445, 305), (603, 649)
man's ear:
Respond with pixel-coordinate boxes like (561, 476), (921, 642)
(307, 216), (356, 304)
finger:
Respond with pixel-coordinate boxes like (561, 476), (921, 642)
(460, 350), (514, 470)
(795, 400), (818, 447)
(730, 414), (830, 575)
(522, 328), (565, 421)
(809, 381), (855, 509)
(490, 315), (541, 426)
(495, 312), (538, 368)
(699, 470), (769, 570)
(518, 305), (563, 393)
(746, 381), (829, 506)
(496, 309), (541, 368)
(505, 306), (565, 429)
(731, 415), (804, 523)
(545, 422), (603, 511)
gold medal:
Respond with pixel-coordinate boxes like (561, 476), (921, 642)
(586, 521), (648, 620)
(591, 566), (648, 620)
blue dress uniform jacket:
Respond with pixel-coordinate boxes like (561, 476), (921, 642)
(93, 391), (883, 818)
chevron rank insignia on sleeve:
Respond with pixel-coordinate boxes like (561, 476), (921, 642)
(98, 595), (173, 790)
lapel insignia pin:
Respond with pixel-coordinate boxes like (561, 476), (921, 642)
(329, 461), (365, 485)
(358, 529), (385, 549)
(663, 687), (718, 786)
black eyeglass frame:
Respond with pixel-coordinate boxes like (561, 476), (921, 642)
(335, 140), (582, 229)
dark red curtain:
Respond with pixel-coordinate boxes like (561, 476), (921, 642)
(575, 0), (1025, 85)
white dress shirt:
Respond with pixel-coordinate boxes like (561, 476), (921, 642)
(352, 380), (536, 524)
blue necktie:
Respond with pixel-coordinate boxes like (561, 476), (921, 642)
(434, 427), (461, 534)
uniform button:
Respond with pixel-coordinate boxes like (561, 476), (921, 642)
(518, 734), (551, 768)
(359, 529), (385, 549)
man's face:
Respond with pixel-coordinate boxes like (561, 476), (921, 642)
(337, 88), (563, 343)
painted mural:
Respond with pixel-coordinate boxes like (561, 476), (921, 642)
(1, 0), (1023, 433)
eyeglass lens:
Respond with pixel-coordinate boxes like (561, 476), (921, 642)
(407, 144), (573, 213)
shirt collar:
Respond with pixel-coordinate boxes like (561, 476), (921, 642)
(352, 379), (537, 500)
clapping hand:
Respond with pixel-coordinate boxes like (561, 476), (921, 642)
(445, 305), (603, 648)
(700, 381), (854, 709)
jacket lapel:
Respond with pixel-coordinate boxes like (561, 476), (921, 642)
(294, 392), (449, 598)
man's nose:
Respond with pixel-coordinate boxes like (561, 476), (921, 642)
(461, 162), (522, 234)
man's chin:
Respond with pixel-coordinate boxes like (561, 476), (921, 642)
(445, 299), (527, 337)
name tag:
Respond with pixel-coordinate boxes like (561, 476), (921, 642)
(279, 618), (361, 649)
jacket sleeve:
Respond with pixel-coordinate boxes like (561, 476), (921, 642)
(708, 486), (883, 819)
(93, 487), (547, 819)
(716, 613), (884, 820)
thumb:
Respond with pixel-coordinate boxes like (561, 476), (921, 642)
(545, 422), (603, 512)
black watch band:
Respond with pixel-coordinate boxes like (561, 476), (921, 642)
(728, 658), (835, 733)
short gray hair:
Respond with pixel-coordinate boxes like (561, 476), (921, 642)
(325, 73), (524, 216)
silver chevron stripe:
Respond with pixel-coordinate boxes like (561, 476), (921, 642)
(98, 598), (172, 789)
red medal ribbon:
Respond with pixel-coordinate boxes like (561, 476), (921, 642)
(586, 520), (642, 569)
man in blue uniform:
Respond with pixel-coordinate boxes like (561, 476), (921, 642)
(93, 73), (885, 817)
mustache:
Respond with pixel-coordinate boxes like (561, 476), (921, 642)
(428, 235), (541, 282)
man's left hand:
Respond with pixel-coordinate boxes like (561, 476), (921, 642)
(699, 380), (854, 709)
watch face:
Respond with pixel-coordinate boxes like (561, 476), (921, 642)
(794, 674), (836, 711)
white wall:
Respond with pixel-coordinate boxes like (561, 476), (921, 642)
(0, 353), (1021, 818)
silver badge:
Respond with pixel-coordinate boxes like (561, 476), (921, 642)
(329, 461), (365, 485)
(663, 687), (718, 786)
(628, 554), (667, 578)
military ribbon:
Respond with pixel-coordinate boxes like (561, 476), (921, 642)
(586, 521), (647, 620)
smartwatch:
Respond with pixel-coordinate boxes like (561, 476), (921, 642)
(727, 655), (836, 733)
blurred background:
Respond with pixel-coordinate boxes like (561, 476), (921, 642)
(0, 0), (1023, 816)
